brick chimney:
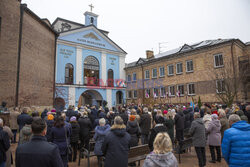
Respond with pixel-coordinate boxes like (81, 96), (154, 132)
(146, 50), (154, 59)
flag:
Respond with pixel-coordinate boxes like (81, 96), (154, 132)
(145, 91), (149, 98)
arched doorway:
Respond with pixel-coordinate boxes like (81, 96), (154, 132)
(107, 69), (114, 87)
(84, 56), (99, 86)
(54, 97), (65, 112)
(116, 91), (123, 105)
(78, 90), (103, 107)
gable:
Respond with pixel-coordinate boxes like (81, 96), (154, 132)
(58, 26), (125, 53)
(180, 44), (193, 52)
(52, 18), (84, 33)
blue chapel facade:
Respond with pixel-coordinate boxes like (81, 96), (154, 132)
(52, 11), (126, 109)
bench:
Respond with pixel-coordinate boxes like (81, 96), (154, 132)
(177, 138), (193, 163)
(128, 144), (150, 166)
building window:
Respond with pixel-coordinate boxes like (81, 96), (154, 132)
(90, 17), (94, 24)
(187, 83), (195, 95)
(145, 89), (150, 98)
(128, 91), (132, 99)
(153, 88), (159, 97)
(177, 85), (184, 96)
(152, 68), (157, 78)
(214, 54), (224, 67)
(127, 74), (131, 82)
(132, 73), (137, 81)
(84, 56), (99, 86)
(168, 65), (174, 76)
(159, 67), (165, 77)
(65, 63), (74, 84)
(168, 86), (175, 97)
(160, 87), (166, 97)
(107, 69), (114, 87)
(216, 80), (225, 93)
(145, 70), (150, 79)
(176, 63), (183, 74)
(133, 90), (137, 98)
(186, 60), (193, 72)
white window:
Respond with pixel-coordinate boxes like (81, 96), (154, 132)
(132, 73), (137, 81)
(145, 89), (151, 98)
(216, 80), (225, 93)
(152, 68), (157, 78)
(168, 86), (175, 96)
(153, 88), (159, 97)
(127, 91), (132, 99)
(176, 63), (183, 74)
(177, 85), (184, 96)
(159, 67), (165, 77)
(127, 74), (131, 82)
(160, 87), (166, 97)
(187, 83), (195, 95)
(186, 60), (193, 72)
(133, 90), (137, 98)
(145, 70), (150, 79)
(168, 65), (174, 76)
(214, 54), (224, 67)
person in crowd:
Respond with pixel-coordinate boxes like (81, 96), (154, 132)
(149, 116), (167, 151)
(94, 111), (107, 128)
(189, 112), (206, 167)
(225, 108), (233, 119)
(206, 114), (221, 163)
(203, 109), (212, 129)
(94, 118), (110, 167)
(45, 114), (54, 142)
(218, 109), (229, 141)
(3, 121), (13, 167)
(41, 108), (48, 119)
(78, 111), (92, 150)
(50, 116), (69, 167)
(16, 117), (64, 167)
(119, 108), (128, 125)
(222, 114), (250, 166)
(0, 101), (8, 112)
(10, 107), (20, 143)
(143, 132), (178, 167)
(17, 107), (32, 131)
(19, 117), (33, 145)
(245, 105), (250, 123)
(66, 105), (78, 120)
(130, 108), (140, 122)
(31, 111), (40, 118)
(164, 111), (175, 144)
(0, 118), (10, 167)
(61, 113), (72, 139)
(236, 110), (248, 122)
(139, 107), (151, 144)
(101, 116), (130, 167)
(69, 116), (80, 162)
(174, 108), (185, 143)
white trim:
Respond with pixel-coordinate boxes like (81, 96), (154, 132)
(133, 90), (137, 99)
(168, 85), (175, 97)
(76, 47), (82, 84)
(177, 84), (184, 96)
(186, 60), (194, 72)
(106, 89), (112, 108)
(101, 51), (107, 86)
(152, 68), (157, 78)
(127, 90), (132, 99)
(119, 56), (125, 81)
(176, 62), (183, 74)
(160, 87), (166, 97)
(159, 66), (165, 77)
(167, 64), (174, 76)
(145, 70), (150, 79)
(127, 74), (131, 82)
(68, 87), (75, 106)
(132, 72), (137, 81)
(216, 80), (225, 93)
(187, 83), (195, 95)
(214, 54), (224, 68)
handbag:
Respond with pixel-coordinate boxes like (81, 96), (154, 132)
(64, 127), (73, 161)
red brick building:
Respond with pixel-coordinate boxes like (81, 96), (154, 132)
(0, 0), (57, 108)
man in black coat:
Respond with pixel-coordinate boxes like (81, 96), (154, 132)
(119, 108), (128, 125)
(0, 118), (10, 167)
(139, 107), (151, 144)
(17, 107), (32, 131)
(16, 117), (64, 167)
(78, 112), (92, 150)
(175, 108), (185, 142)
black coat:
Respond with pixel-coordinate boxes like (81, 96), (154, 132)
(16, 135), (64, 167)
(139, 113), (151, 135)
(70, 122), (80, 143)
(45, 120), (54, 142)
(17, 113), (32, 131)
(50, 126), (69, 156)
(149, 124), (167, 151)
(102, 128), (130, 167)
(126, 120), (140, 147)
(183, 110), (192, 129)
(78, 117), (92, 139)
(119, 113), (128, 125)
(174, 111), (185, 130)
(0, 127), (10, 163)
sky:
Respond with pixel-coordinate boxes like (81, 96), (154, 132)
(22, 0), (250, 63)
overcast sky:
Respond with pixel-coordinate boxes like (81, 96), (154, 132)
(22, 0), (250, 63)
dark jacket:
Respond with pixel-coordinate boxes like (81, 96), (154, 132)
(174, 111), (185, 130)
(0, 127), (10, 163)
(70, 122), (80, 143)
(66, 109), (78, 120)
(149, 124), (167, 151)
(16, 135), (64, 167)
(119, 113), (128, 125)
(50, 127), (69, 155)
(219, 116), (229, 140)
(126, 120), (140, 147)
(139, 113), (151, 135)
(78, 116), (92, 139)
(164, 118), (175, 143)
(94, 125), (110, 155)
(17, 113), (32, 131)
(46, 120), (54, 142)
(189, 118), (206, 147)
(41, 109), (48, 119)
(183, 110), (192, 129)
(102, 127), (130, 167)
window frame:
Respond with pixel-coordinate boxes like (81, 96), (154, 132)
(132, 72), (137, 82)
(153, 88), (159, 97)
(160, 87), (166, 97)
(216, 80), (226, 93)
(167, 64), (174, 76)
(127, 74), (131, 82)
(168, 85), (175, 97)
(187, 83), (195, 95)
(177, 84), (184, 96)
(145, 89), (151, 98)
(152, 68), (157, 78)
(176, 62), (183, 74)
(186, 60), (194, 72)
(159, 66), (165, 77)
(214, 54), (224, 68)
(65, 63), (74, 84)
(127, 90), (132, 99)
(145, 70), (150, 79)
(133, 90), (138, 98)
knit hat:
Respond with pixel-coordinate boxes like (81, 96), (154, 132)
(129, 115), (136, 121)
(47, 114), (54, 121)
(211, 114), (218, 120)
(70, 116), (77, 122)
(163, 110), (168, 115)
(51, 109), (56, 113)
(47, 111), (52, 115)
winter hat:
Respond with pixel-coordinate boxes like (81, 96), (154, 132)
(155, 116), (164, 124)
(163, 110), (168, 115)
(212, 110), (218, 115)
(211, 114), (218, 120)
(47, 111), (52, 115)
(51, 109), (56, 113)
(70, 116), (76, 122)
(129, 115), (136, 121)
(47, 114), (54, 121)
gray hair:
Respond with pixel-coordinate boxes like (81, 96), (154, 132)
(194, 112), (200, 118)
(0, 118), (3, 127)
(218, 109), (226, 117)
(114, 116), (124, 125)
(99, 118), (106, 125)
(229, 114), (241, 123)
(143, 107), (148, 113)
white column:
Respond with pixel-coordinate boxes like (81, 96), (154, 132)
(101, 51), (107, 86)
(106, 89), (112, 108)
(68, 87), (75, 106)
(119, 56), (125, 80)
(76, 46), (82, 84)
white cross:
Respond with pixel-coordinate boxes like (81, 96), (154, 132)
(89, 4), (94, 12)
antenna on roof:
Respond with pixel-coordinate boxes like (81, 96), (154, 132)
(159, 42), (168, 54)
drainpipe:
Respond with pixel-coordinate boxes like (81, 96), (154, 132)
(230, 40), (238, 102)
(53, 35), (58, 107)
(15, 4), (26, 107)
(141, 64), (145, 104)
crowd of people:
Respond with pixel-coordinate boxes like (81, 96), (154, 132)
(0, 101), (250, 167)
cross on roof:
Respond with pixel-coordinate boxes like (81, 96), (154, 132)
(89, 4), (94, 12)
